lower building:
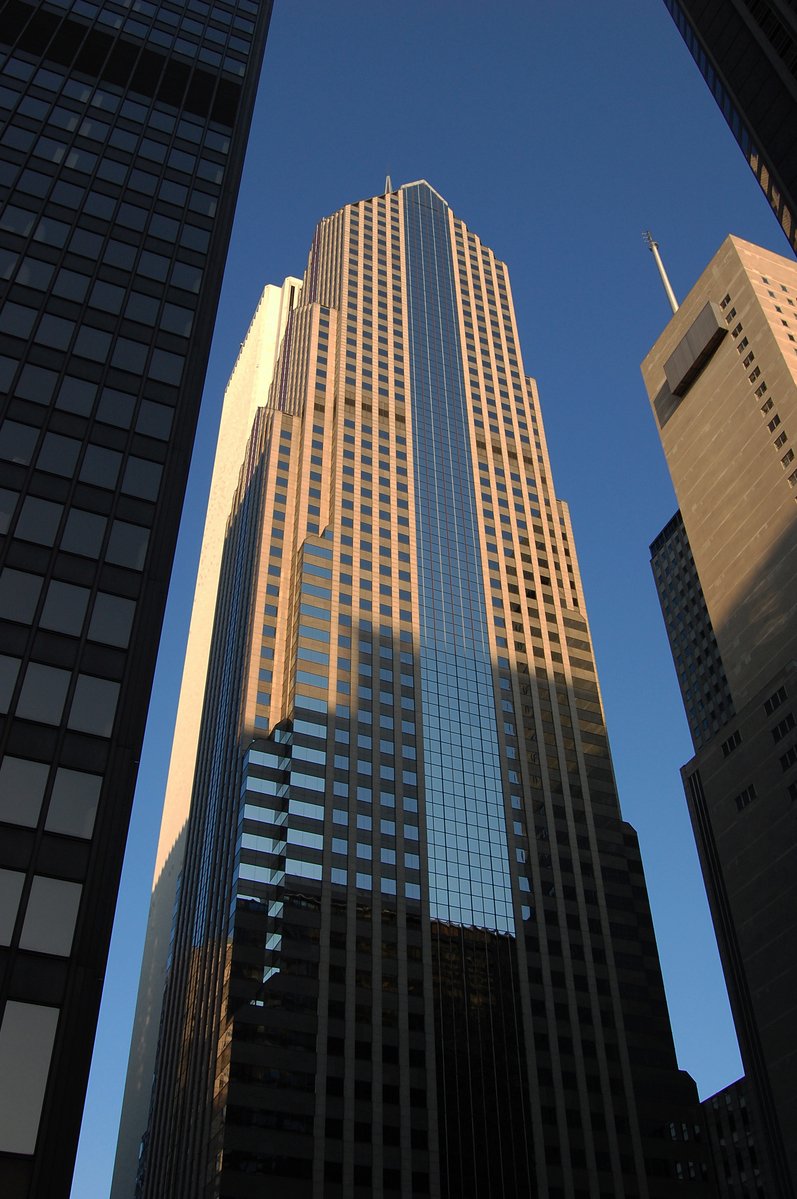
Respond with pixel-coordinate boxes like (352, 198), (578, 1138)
(703, 1077), (775, 1198)
(135, 181), (713, 1197)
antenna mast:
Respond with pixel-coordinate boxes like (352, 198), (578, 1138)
(644, 231), (679, 314)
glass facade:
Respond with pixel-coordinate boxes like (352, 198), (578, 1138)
(665, 0), (797, 253)
(140, 182), (714, 1198)
(0, 1), (274, 1194)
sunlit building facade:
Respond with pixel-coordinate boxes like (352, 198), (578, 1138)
(140, 181), (711, 1198)
(643, 235), (797, 1197)
(0, 1), (274, 1195)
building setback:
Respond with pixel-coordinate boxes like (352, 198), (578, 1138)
(642, 235), (797, 1198)
(136, 181), (711, 1199)
(0, 0), (274, 1195)
(663, 0), (797, 253)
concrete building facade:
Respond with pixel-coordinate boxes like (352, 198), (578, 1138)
(643, 235), (797, 1198)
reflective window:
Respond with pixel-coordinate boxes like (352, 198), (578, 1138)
(61, 509), (106, 557)
(15, 497), (63, 545)
(45, 767), (101, 838)
(68, 675), (119, 736)
(88, 592), (134, 647)
(79, 444), (122, 489)
(0, 488), (17, 534)
(57, 376), (96, 416)
(37, 432), (81, 477)
(0, 1001), (59, 1154)
(0, 756), (49, 827)
(40, 580), (90, 635)
(0, 869), (24, 944)
(0, 420), (39, 465)
(0, 567), (42, 622)
(19, 876), (82, 956)
(106, 520), (148, 569)
(17, 663), (71, 724)
(122, 456), (161, 500)
(0, 655), (21, 712)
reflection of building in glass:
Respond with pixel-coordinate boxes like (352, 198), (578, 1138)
(643, 235), (797, 1198)
(137, 181), (711, 1197)
(663, 0), (797, 252)
(0, 2), (275, 1194)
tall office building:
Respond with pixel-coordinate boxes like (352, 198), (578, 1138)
(642, 234), (797, 1197)
(112, 273), (300, 1196)
(135, 181), (712, 1199)
(0, 0), (275, 1194)
(663, 1), (797, 253)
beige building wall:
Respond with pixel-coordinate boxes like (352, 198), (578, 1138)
(642, 235), (797, 707)
(642, 235), (797, 1193)
(110, 276), (300, 1198)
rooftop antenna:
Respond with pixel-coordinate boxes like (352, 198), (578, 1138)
(643, 231), (679, 314)
(385, 174), (393, 194)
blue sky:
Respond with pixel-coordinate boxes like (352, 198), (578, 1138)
(72, 2), (789, 1194)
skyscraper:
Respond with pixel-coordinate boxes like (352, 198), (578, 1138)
(138, 181), (712, 1198)
(663, 1), (797, 253)
(642, 234), (797, 1196)
(0, 1), (274, 1194)
(112, 273), (300, 1195)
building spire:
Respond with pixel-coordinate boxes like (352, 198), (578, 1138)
(385, 173), (393, 194)
(644, 231), (679, 314)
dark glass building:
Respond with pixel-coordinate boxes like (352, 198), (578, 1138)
(0, 0), (274, 1195)
(663, 0), (797, 253)
(139, 181), (712, 1198)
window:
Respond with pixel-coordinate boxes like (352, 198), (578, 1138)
(68, 675), (120, 737)
(0, 756), (49, 827)
(0, 420), (39, 465)
(61, 509), (106, 557)
(0, 568), (41, 622)
(19, 876), (82, 956)
(45, 767), (101, 838)
(16, 663), (70, 725)
(88, 593), (134, 647)
(772, 713), (795, 743)
(0, 1001), (60, 1153)
(15, 497), (63, 546)
(40, 581), (90, 635)
(764, 686), (787, 716)
(734, 785), (756, 811)
(719, 729), (740, 756)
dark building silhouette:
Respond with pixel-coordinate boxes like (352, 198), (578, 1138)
(0, 0), (275, 1194)
(664, 0), (797, 253)
(643, 235), (797, 1198)
(138, 182), (712, 1198)
(702, 1077), (775, 1198)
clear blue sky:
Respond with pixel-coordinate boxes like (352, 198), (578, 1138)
(72, 2), (789, 1194)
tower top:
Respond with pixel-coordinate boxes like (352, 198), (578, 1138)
(644, 230), (679, 315)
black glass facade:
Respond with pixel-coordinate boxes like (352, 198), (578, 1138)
(140, 183), (714, 1198)
(0, 1), (273, 1194)
(665, 0), (797, 252)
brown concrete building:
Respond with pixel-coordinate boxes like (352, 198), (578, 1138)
(642, 235), (797, 1198)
